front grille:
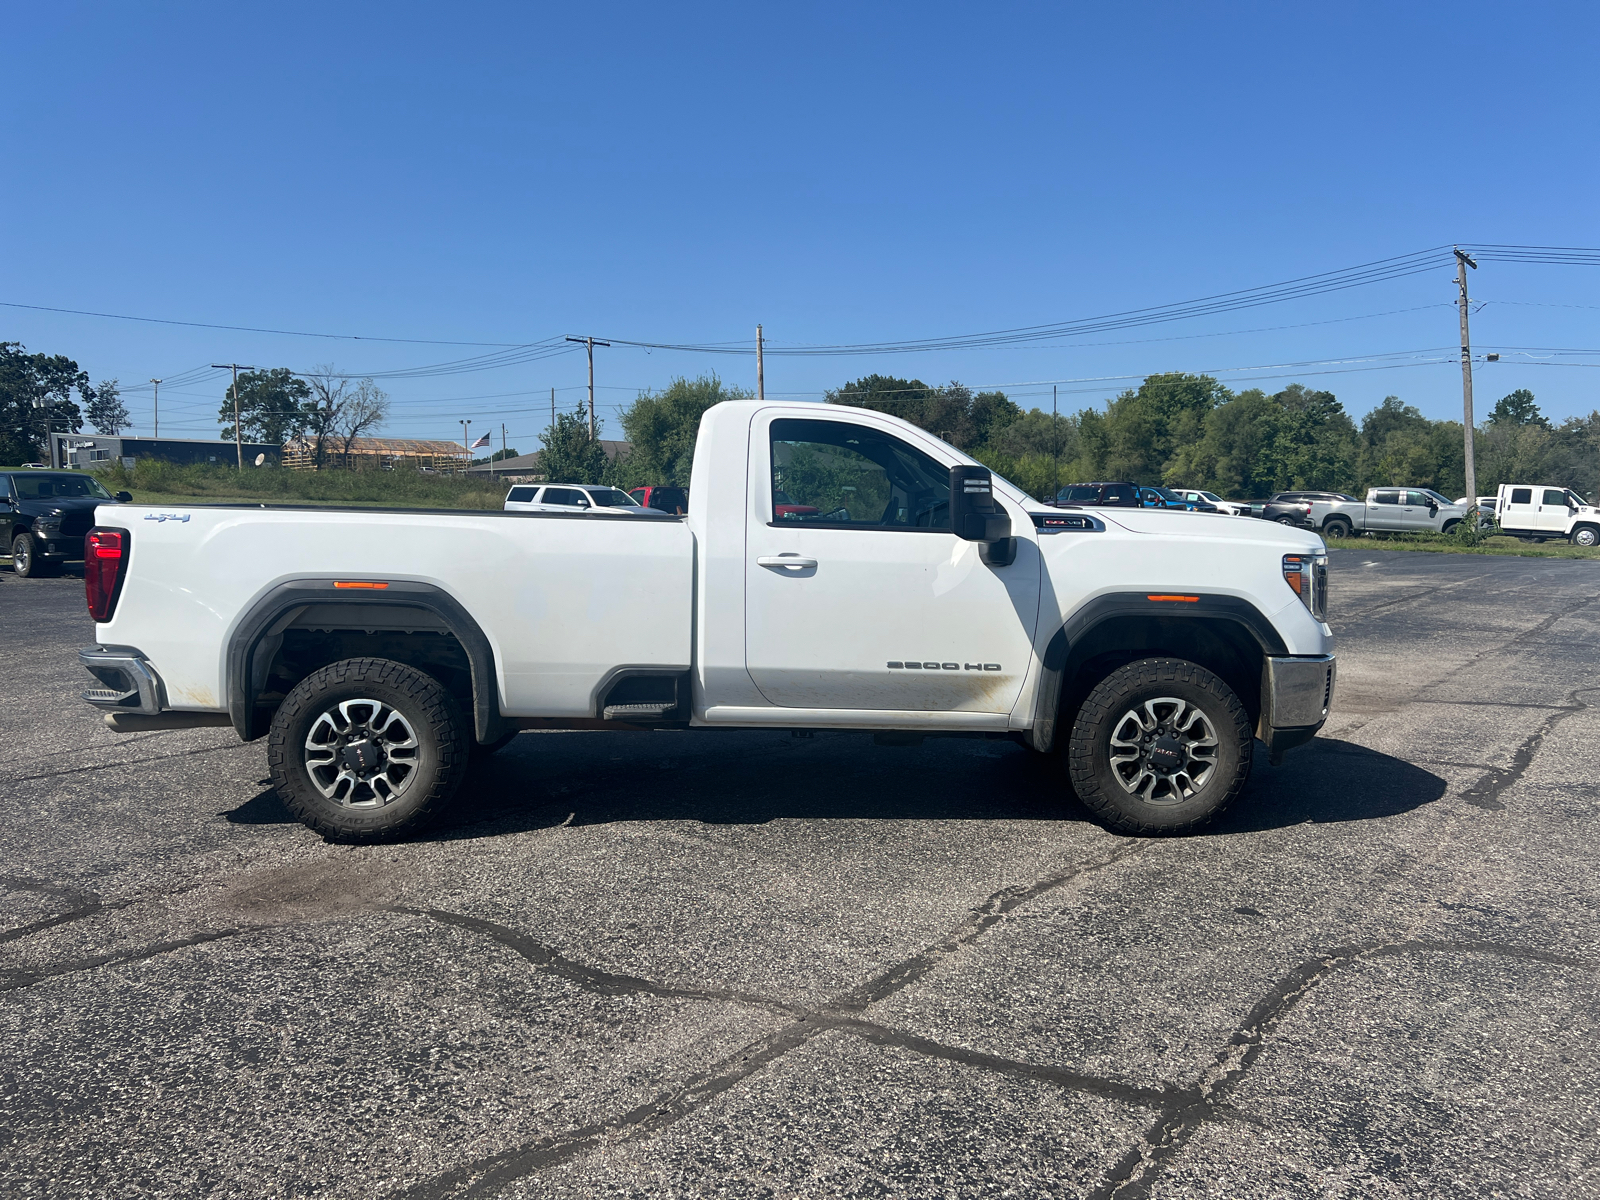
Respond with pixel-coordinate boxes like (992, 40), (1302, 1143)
(61, 511), (94, 539)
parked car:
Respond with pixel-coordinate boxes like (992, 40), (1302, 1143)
(1304, 489), (1470, 538)
(4, 470), (131, 578)
(1053, 482), (1139, 507)
(628, 485), (689, 515)
(1139, 486), (1220, 513)
(1173, 489), (1249, 516)
(504, 484), (661, 514)
(1495, 484), (1600, 546)
(1261, 492), (1358, 526)
(75, 399), (1335, 842)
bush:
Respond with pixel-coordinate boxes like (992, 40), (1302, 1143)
(93, 459), (507, 509)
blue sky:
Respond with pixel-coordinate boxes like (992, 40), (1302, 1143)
(5, 1), (1598, 449)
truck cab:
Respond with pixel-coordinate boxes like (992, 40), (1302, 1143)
(1496, 485), (1600, 546)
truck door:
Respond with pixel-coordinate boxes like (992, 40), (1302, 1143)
(1536, 488), (1572, 534)
(1500, 487), (1535, 531)
(744, 413), (1042, 713)
(1368, 490), (1404, 530)
(1403, 491), (1438, 531)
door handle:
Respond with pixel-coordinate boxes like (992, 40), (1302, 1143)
(758, 555), (818, 570)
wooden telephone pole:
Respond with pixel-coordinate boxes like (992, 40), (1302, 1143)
(1455, 248), (1479, 502)
(756, 324), (764, 401)
(210, 364), (255, 468)
(565, 336), (610, 439)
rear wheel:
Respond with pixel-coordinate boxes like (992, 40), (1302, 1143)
(1322, 517), (1352, 538)
(267, 657), (470, 841)
(1067, 658), (1253, 835)
(1275, 516), (1299, 526)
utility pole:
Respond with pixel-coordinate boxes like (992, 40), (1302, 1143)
(1052, 384), (1059, 502)
(565, 336), (610, 440)
(459, 419), (471, 466)
(550, 387), (556, 432)
(150, 378), (162, 439)
(498, 423), (506, 478)
(1455, 248), (1479, 502)
(211, 364), (254, 468)
(756, 324), (764, 401)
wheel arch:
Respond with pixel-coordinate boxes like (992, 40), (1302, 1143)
(1029, 593), (1285, 752)
(227, 580), (503, 744)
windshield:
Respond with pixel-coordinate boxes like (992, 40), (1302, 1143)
(12, 473), (113, 500)
(1567, 490), (1591, 507)
(586, 488), (640, 507)
(1421, 489), (1453, 506)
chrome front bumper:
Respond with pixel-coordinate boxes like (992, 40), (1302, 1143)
(1258, 653), (1336, 761)
(79, 646), (165, 714)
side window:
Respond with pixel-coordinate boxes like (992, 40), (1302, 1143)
(1543, 489), (1567, 507)
(506, 486), (536, 502)
(1405, 491), (1431, 507)
(545, 488), (587, 507)
(1373, 491), (1399, 505)
(769, 418), (949, 530)
(1509, 488), (1532, 505)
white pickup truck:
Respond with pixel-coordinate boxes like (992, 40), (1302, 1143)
(1494, 484), (1600, 547)
(77, 401), (1336, 840)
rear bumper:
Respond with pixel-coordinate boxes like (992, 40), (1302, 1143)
(79, 645), (165, 714)
(1258, 654), (1335, 760)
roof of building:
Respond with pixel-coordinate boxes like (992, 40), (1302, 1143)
(283, 436), (469, 456)
(462, 440), (632, 474)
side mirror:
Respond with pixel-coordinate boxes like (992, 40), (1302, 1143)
(115, 491), (133, 503)
(949, 466), (1014, 565)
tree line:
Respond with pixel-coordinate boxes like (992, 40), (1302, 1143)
(542, 370), (1600, 503)
(0, 342), (128, 463)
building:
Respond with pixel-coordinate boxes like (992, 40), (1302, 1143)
(50, 433), (281, 470)
(280, 436), (471, 473)
(461, 441), (632, 482)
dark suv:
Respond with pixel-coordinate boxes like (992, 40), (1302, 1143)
(4, 471), (131, 578)
(1053, 482), (1139, 507)
(1261, 491), (1356, 526)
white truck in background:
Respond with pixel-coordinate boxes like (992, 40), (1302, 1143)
(1495, 484), (1600, 546)
(77, 401), (1336, 841)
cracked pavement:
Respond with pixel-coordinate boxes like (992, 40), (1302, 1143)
(3, 547), (1600, 1198)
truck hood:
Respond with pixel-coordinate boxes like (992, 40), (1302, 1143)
(1084, 507), (1324, 549)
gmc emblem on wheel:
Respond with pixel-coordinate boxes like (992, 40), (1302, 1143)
(886, 661), (1002, 671)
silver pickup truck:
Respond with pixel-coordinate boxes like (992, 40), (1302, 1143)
(1305, 488), (1470, 538)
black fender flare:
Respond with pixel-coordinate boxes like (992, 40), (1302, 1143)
(1029, 592), (1288, 752)
(226, 579), (502, 743)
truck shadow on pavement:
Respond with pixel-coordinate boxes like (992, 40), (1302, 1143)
(224, 732), (1446, 839)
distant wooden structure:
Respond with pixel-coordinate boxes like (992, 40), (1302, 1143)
(282, 436), (471, 473)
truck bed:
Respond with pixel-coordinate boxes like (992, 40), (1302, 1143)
(94, 503), (694, 717)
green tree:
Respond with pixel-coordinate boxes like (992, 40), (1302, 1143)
(539, 403), (609, 484)
(825, 376), (1017, 451)
(87, 378), (130, 434)
(617, 373), (751, 486)
(219, 368), (312, 445)
(1488, 388), (1548, 429)
(0, 342), (91, 463)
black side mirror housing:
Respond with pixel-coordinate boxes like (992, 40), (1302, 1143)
(115, 491), (133, 503)
(949, 465), (1015, 565)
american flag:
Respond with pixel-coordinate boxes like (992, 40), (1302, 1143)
(470, 432), (492, 449)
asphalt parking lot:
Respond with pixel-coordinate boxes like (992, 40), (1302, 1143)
(4, 547), (1600, 1199)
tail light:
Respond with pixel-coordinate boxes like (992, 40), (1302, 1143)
(85, 527), (129, 622)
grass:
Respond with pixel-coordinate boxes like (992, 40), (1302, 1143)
(1322, 531), (1600, 560)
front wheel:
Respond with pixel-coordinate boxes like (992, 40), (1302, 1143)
(1573, 526), (1600, 548)
(1067, 658), (1253, 835)
(267, 657), (470, 841)
(10, 532), (56, 578)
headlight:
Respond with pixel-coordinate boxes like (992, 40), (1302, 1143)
(1283, 552), (1328, 621)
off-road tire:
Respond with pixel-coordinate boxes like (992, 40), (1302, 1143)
(1067, 657), (1253, 836)
(267, 657), (469, 842)
(10, 532), (57, 577)
(1322, 517), (1352, 538)
(1572, 525), (1600, 548)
